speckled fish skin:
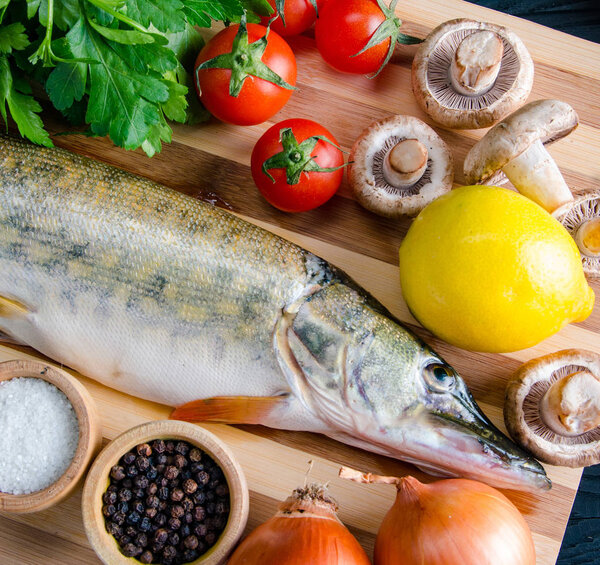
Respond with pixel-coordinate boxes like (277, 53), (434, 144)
(0, 135), (549, 491)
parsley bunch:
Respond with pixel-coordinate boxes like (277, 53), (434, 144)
(0, 0), (272, 155)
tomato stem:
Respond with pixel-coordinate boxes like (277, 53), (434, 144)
(352, 0), (422, 78)
(262, 127), (347, 185)
(195, 14), (296, 98)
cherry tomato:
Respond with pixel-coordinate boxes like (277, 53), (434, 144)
(194, 24), (297, 126)
(261, 0), (321, 37)
(251, 119), (345, 212)
(315, 0), (391, 74)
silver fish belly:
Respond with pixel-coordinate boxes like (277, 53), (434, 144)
(0, 135), (550, 491)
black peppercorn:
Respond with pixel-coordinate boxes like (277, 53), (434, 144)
(170, 488), (184, 502)
(154, 528), (169, 544)
(164, 465), (179, 480)
(205, 532), (216, 546)
(119, 535), (132, 547)
(158, 487), (169, 500)
(133, 488), (145, 500)
(135, 533), (148, 548)
(156, 453), (168, 466)
(122, 543), (142, 558)
(117, 501), (129, 514)
(165, 441), (175, 453)
(139, 517), (152, 532)
(193, 506), (206, 522)
(193, 523), (207, 537)
(122, 478), (133, 489)
(196, 470), (210, 486)
(173, 453), (187, 469)
(102, 504), (116, 517)
(193, 491), (206, 505)
(147, 482), (158, 496)
(137, 443), (152, 457)
(107, 484), (118, 493)
(190, 462), (204, 474)
(146, 466), (158, 480)
(180, 523), (191, 538)
(182, 549), (199, 562)
(145, 507), (158, 519)
(112, 511), (126, 526)
(118, 488), (133, 502)
(215, 484), (229, 497)
(175, 441), (189, 455)
(127, 511), (141, 525)
(168, 532), (180, 546)
(158, 500), (168, 512)
(134, 474), (149, 490)
(170, 504), (185, 519)
(189, 448), (202, 462)
(168, 517), (181, 531)
(103, 490), (118, 505)
(152, 439), (166, 453)
(163, 545), (177, 561)
(122, 452), (136, 466)
(110, 465), (126, 481)
(215, 501), (228, 515)
(183, 535), (199, 550)
(106, 522), (122, 537)
(146, 495), (160, 509)
(154, 512), (167, 527)
(206, 490), (215, 502)
(182, 479), (197, 494)
(140, 550), (153, 564)
(136, 456), (150, 472)
(126, 464), (139, 477)
(133, 500), (145, 514)
(206, 502), (216, 515)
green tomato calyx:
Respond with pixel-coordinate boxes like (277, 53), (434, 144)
(262, 127), (347, 185)
(195, 14), (295, 98)
(353, 0), (422, 78)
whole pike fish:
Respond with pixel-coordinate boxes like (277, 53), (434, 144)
(0, 134), (549, 491)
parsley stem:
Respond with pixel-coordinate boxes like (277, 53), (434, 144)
(86, 0), (154, 35)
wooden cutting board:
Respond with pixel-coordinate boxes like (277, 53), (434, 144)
(1, 1), (599, 563)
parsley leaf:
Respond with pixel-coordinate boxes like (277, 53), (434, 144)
(0, 23), (29, 53)
(0, 55), (52, 146)
(183, 0), (243, 28)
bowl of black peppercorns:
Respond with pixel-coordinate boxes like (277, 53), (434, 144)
(82, 420), (249, 565)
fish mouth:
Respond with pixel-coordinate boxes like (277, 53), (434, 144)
(427, 411), (552, 492)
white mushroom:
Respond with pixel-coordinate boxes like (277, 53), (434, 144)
(463, 99), (579, 213)
(348, 115), (453, 218)
(412, 19), (534, 129)
(505, 349), (600, 467)
(553, 190), (600, 279)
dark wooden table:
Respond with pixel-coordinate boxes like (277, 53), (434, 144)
(471, 2), (600, 563)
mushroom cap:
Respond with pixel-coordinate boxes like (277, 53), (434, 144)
(412, 18), (534, 129)
(505, 349), (600, 467)
(464, 99), (579, 186)
(553, 190), (600, 279)
(348, 115), (453, 217)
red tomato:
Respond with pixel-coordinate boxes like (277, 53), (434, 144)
(251, 119), (345, 212)
(194, 24), (297, 126)
(261, 0), (321, 37)
(315, 0), (390, 74)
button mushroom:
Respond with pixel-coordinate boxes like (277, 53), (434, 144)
(412, 19), (533, 129)
(348, 115), (453, 217)
(553, 190), (600, 279)
(463, 99), (579, 213)
(505, 350), (600, 467)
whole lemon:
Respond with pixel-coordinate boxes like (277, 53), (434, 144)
(399, 185), (595, 353)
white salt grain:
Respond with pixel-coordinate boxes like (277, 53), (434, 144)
(0, 377), (79, 495)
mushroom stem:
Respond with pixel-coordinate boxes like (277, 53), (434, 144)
(383, 139), (428, 188)
(450, 31), (504, 96)
(540, 371), (600, 436)
(575, 218), (600, 258)
(501, 138), (574, 212)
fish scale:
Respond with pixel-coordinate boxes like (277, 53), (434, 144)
(0, 134), (550, 491)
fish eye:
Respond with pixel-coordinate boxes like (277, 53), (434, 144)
(423, 362), (456, 392)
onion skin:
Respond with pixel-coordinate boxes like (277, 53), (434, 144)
(374, 476), (536, 565)
(229, 485), (370, 565)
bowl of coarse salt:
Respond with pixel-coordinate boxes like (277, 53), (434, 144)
(0, 359), (102, 513)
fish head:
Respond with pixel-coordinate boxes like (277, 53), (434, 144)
(286, 280), (550, 492)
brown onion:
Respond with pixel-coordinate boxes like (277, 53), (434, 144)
(340, 467), (536, 565)
(228, 483), (370, 565)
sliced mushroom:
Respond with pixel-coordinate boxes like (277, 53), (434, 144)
(463, 99), (579, 213)
(348, 115), (453, 217)
(505, 349), (600, 467)
(412, 19), (534, 129)
(553, 190), (600, 279)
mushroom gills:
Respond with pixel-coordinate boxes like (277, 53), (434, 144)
(540, 371), (600, 436)
(450, 31), (504, 96)
(501, 138), (574, 212)
(383, 139), (428, 188)
(575, 218), (600, 258)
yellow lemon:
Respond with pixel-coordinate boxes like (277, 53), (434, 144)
(399, 185), (595, 353)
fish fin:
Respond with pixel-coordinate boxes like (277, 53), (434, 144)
(0, 295), (30, 318)
(170, 395), (290, 424)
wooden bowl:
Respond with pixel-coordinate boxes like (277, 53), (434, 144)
(82, 420), (249, 565)
(0, 359), (102, 513)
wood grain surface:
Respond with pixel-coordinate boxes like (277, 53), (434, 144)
(1, 1), (599, 563)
